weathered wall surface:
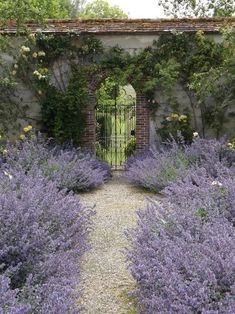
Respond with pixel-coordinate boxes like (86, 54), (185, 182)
(5, 32), (235, 144)
(95, 33), (235, 145)
(150, 84), (235, 147)
(96, 34), (160, 53)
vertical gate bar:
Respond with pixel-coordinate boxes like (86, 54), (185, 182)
(105, 106), (107, 164)
(111, 105), (114, 168)
(114, 86), (117, 170)
(102, 107), (105, 162)
(119, 105), (121, 166)
(96, 86), (137, 170)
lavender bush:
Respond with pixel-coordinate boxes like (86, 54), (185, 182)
(185, 138), (235, 177)
(0, 275), (31, 314)
(0, 168), (94, 313)
(128, 172), (235, 313)
(125, 138), (235, 192)
(125, 143), (190, 192)
(164, 164), (235, 223)
(4, 132), (110, 191)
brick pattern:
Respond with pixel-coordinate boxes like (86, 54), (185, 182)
(81, 93), (96, 153)
(81, 91), (150, 153)
(136, 92), (149, 151)
(1, 18), (234, 34)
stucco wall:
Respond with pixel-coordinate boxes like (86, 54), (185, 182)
(96, 34), (160, 54)
(150, 83), (235, 147)
(95, 33), (235, 144)
(3, 32), (235, 143)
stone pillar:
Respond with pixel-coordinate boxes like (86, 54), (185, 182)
(81, 92), (96, 154)
(136, 92), (150, 151)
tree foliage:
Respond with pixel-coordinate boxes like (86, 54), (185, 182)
(0, 0), (86, 27)
(79, 0), (128, 19)
(158, 0), (235, 17)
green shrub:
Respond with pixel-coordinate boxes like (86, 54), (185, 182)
(124, 138), (136, 157)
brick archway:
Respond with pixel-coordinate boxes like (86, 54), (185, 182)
(81, 89), (149, 154)
(135, 92), (150, 151)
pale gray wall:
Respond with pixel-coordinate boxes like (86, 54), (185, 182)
(96, 34), (160, 54)
(3, 32), (235, 142)
(96, 33), (235, 144)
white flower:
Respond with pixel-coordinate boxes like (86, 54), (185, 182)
(29, 33), (35, 39)
(3, 171), (13, 180)
(20, 46), (30, 53)
(38, 74), (46, 80)
(211, 180), (223, 187)
(38, 51), (46, 57)
(193, 132), (199, 138)
(33, 70), (40, 76)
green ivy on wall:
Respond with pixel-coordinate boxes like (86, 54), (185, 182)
(13, 28), (235, 144)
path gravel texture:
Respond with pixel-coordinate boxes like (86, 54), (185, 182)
(78, 172), (152, 314)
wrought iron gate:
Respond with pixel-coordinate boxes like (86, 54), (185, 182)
(96, 101), (136, 169)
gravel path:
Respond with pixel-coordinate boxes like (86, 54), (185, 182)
(78, 172), (152, 314)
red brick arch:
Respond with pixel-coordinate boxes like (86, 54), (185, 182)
(81, 83), (149, 153)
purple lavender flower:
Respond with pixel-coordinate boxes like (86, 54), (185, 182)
(125, 143), (190, 192)
(125, 138), (235, 192)
(127, 157), (235, 313)
(0, 168), (94, 312)
(0, 275), (31, 314)
(4, 132), (110, 191)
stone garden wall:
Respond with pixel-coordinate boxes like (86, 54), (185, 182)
(3, 19), (235, 148)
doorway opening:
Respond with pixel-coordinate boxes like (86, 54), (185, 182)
(95, 77), (136, 169)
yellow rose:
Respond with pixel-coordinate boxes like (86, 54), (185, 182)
(23, 125), (32, 133)
(170, 113), (179, 120)
(32, 52), (38, 58)
(179, 114), (188, 122)
(20, 134), (26, 140)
